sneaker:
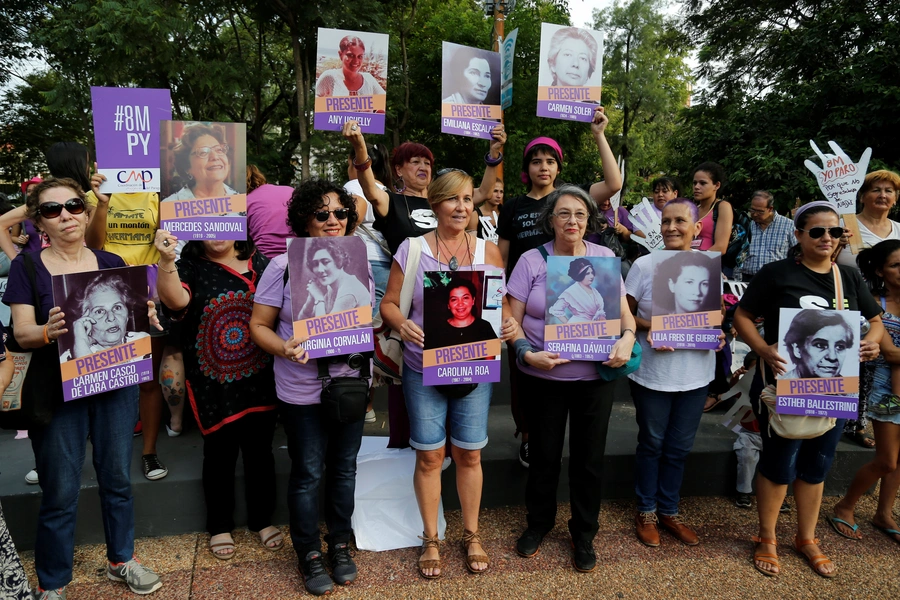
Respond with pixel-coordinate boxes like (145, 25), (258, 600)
(107, 557), (162, 595)
(519, 440), (529, 468)
(516, 528), (545, 558)
(25, 468), (39, 485)
(780, 500), (791, 513)
(133, 421), (143, 437)
(34, 588), (66, 600)
(300, 551), (334, 596)
(364, 409), (376, 423)
(871, 393), (900, 416)
(571, 539), (597, 572)
(735, 493), (752, 509)
(329, 542), (358, 585)
(141, 454), (168, 481)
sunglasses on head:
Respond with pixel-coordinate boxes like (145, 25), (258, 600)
(799, 226), (844, 239)
(435, 168), (470, 178)
(313, 208), (350, 222)
(38, 197), (86, 219)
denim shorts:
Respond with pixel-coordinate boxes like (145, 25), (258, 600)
(402, 368), (491, 451)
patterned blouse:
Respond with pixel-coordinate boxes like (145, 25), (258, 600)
(165, 251), (276, 434)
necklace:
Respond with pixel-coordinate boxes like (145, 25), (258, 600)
(435, 230), (468, 271)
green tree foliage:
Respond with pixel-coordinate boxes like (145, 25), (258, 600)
(593, 0), (692, 203)
(677, 0), (900, 211)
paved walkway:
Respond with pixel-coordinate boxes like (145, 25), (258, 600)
(18, 493), (899, 599)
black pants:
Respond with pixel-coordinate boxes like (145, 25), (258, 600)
(202, 410), (278, 535)
(520, 372), (615, 543)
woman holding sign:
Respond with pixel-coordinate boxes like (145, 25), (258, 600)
(153, 232), (280, 561)
(507, 185), (635, 573)
(250, 179), (372, 596)
(2, 178), (164, 597)
(625, 198), (722, 549)
(734, 201), (883, 578)
(380, 170), (518, 578)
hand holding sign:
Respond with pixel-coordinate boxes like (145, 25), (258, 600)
(803, 140), (872, 213)
(90, 163), (110, 205)
(630, 198), (664, 251)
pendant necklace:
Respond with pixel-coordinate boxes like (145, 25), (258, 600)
(436, 230), (469, 271)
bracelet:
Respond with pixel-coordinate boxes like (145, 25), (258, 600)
(353, 156), (372, 171)
(621, 328), (636, 338)
(42, 325), (50, 345)
(512, 338), (534, 364)
(158, 263), (177, 274)
(484, 152), (503, 167)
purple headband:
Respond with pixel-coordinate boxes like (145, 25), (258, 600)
(520, 137), (564, 185)
(793, 200), (836, 225)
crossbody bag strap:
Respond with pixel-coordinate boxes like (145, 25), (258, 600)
(22, 253), (46, 325)
(398, 236), (422, 319)
(831, 263), (844, 310)
(357, 224), (392, 258)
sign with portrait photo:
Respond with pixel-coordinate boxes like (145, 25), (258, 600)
(158, 120), (248, 240)
(53, 266), (154, 401)
(314, 27), (388, 134)
(440, 41), (502, 140)
(422, 270), (504, 385)
(91, 87), (172, 194)
(537, 23), (604, 122)
(649, 250), (723, 349)
(775, 308), (860, 419)
(288, 237), (374, 359)
(544, 256), (621, 360)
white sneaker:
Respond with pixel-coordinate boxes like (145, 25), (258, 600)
(25, 469), (39, 485)
(364, 409), (376, 423)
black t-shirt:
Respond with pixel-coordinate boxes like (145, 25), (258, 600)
(374, 191), (437, 255)
(424, 318), (498, 350)
(496, 193), (552, 275)
(740, 259), (881, 371)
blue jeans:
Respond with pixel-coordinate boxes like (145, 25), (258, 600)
(370, 259), (392, 317)
(30, 385), (139, 590)
(630, 381), (708, 515)
(279, 400), (364, 558)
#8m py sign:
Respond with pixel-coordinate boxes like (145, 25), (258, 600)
(91, 87), (172, 193)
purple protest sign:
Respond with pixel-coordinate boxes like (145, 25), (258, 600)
(650, 329), (721, 350)
(313, 112), (386, 133)
(302, 327), (375, 360)
(535, 23), (604, 123)
(161, 215), (247, 241)
(423, 359), (502, 386)
(91, 87), (172, 193)
(776, 394), (859, 419)
(440, 41), (502, 141)
(546, 339), (614, 361)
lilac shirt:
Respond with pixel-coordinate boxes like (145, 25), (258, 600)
(247, 184), (294, 259)
(507, 241), (626, 381)
(393, 237), (497, 374)
(254, 251), (375, 405)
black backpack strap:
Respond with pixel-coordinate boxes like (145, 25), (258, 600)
(22, 253), (46, 325)
(537, 244), (549, 261)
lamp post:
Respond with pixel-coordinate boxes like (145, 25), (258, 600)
(482, 1), (515, 179)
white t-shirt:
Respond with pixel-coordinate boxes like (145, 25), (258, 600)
(624, 253), (716, 391)
(316, 70), (385, 97)
(344, 179), (391, 262)
(837, 217), (900, 268)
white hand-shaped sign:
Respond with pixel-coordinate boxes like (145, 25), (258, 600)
(608, 156), (625, 221)
(630, 198), (664, 251)
(803, 140), (872, 213)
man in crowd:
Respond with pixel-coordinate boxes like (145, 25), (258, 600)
(736, 190), (794, 282)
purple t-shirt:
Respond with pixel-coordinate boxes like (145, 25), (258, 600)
(507, 241), (626, 381)
(603, 206), (634, 232)
(247, 184), (294, 259)
(253, 251), (375, 405)
(393, 237), (500, 374)
(2, 250), (126, 320)
(22, 220), (42, 254)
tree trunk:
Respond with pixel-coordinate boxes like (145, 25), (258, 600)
(291, 30), (310, 179)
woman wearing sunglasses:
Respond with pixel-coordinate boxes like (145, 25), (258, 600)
(734, 201), (883, 579)
(2, 178), (164, 598)
(250, 179), (373, 597)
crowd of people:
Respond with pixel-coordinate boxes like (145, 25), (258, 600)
(1, 108), (899, 598)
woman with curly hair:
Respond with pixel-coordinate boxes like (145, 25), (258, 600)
(250, 178), (373, 596)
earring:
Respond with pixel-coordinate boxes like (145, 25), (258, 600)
(395, 177), (406, 194)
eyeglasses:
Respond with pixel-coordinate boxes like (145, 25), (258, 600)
(38, 197), (86, 219)
(799, 226), (844, 239)
(553, 210), (589, 222)
(190, 144), (230, 159)
(88, 302), (127, 322)
(313, 208), (351, 222)
(747, 208), (769, 215)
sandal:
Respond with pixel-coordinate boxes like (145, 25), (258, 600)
(703, 394), (722, 412)
(259, 526), (284, 552)
(462, 529), (490, 574)
(417, 533), (442, 579)
(871, 521), (900, 544)
(794, 537), (836, 578)
(827, 514), (861, 540)
(844, 430), (876, 449)
(210, 533), (235, 560)
(750, 536), (779, 577)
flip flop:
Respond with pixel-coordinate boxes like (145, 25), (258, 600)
(827, 515), (861, 540)
(871, 522), (900, 544)
(210, 534), (235, 560)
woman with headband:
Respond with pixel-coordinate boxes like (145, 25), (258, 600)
(734, 200), (883, 578)
(496, 106), (621, 468)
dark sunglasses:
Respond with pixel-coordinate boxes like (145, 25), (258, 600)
(38, 197), (87, 219)
(313, 208), (350, 222)
(799, 226), (844, 239)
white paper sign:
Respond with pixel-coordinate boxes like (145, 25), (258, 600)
(608, 156), (625, 217)
(630, 198), (664, 251)
(803, 140), (872, 213)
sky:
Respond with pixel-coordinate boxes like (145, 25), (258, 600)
(568, 0), (609, 28)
